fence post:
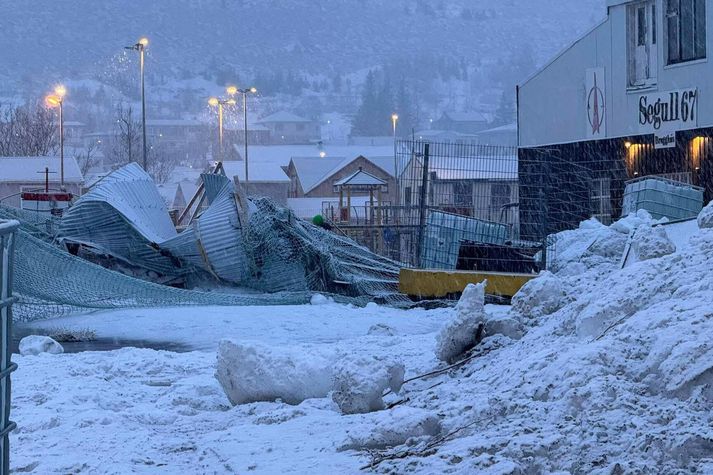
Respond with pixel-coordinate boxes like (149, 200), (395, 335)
(0, 220), (19, 475)
(415, 143), (430, 268)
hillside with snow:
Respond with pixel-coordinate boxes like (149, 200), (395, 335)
(0, 0), (604, 89)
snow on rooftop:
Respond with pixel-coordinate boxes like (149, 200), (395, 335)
(0, 156), (83, 183)
(258, 111), (312, 123)
(220, 145), (396, 183)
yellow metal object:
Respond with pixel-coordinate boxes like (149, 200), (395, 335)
(399, 269), (536, 299)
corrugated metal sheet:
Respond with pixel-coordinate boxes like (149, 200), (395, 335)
(202, 173), (230, 205)
(58, 164), (182, 276)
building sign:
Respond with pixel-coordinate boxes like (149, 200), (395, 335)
(586, 68), (606, 139)
(639, 89), (698, 133)
(654, 131), (676, 149)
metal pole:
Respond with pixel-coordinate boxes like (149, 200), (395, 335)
(218, 103), (224, 162)
(140, 44), (148, 171)
(415, 142), (430, 269)
(243, 92), (249, 195)
(59, 99), (64, 189)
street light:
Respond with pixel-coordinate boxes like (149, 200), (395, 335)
(391, 113), (399, 191)
(229, 87), (258, 194)
(208, 92), (236, 162)
(125, 37), (149, 170)
(45, 85), (67, 189)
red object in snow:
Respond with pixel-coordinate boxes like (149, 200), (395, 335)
(20, 192), (73, 202)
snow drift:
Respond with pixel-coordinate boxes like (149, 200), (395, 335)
(374, 212), (713, 473)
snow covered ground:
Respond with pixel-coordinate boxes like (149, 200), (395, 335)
(11, 302), (453, 474)
(11, 211), (713, 474)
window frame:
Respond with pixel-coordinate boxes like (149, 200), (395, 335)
(627, 1), (659, 88)
(665, 0), (707, 65)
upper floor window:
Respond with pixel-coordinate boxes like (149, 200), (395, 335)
(628, 1), (658, 87)
(666, 0), (707, 64)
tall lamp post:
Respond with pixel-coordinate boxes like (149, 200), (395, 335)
(229, 87), (257, 194)
(45, 85), (67, 189)
(391, 113), (399, 193)
(208, 93), (236, 163)
(125, 37), (149, 170)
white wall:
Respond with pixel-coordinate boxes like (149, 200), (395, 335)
(519, 0), (713, 147)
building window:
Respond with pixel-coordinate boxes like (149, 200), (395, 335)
(628, 1), (658, 87)
(404, 186), (412, 208)
(454, 182), (473, 207)
(590, 178), (612, 224)
(666, 0), (707, 64)
(490, 183), (511, 219)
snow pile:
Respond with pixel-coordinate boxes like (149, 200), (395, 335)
(698, 201), (713, 229)
(215, 340), (333, 406)
(512, 271), (569, 319)
(332, 356), (405, 414)
(434, 282), (486, 363)
(375, 220), (713, 473)
(630, 224), (676, 261)
(310, 294), (333, 305)
(548, 218), (628, 273)
(338, 407), (442, 452)
(18, 336), (63, 356)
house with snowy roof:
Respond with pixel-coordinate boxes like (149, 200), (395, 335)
(257, 111), (321, 144)
(432, 111), (490, 134)
(0, 156), (83, 209)
(518, 0), (711, 239)
(282, 155), (397, 220)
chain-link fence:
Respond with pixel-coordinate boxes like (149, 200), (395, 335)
(0, 220), (18, 475)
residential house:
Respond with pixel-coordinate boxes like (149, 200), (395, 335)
(432, 111), (490, 134)
(257, 111), (321, 144)
(0, 156), (83, 209)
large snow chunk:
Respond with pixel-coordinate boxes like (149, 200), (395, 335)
(435, 282), (486, 363)
(18, 336), (64, 356)
(631, 225), (676, 261)
(332, 356), (405, 414)
(611, 209), (654, 234)
(215, 340), (332, 406)
(698, 201), (713, 229)
(338, 407), (442, 451)
(512, 271), (569, 319)
(485, 315), (524, 340)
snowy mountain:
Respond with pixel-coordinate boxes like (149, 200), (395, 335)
(0, 0), (605, 88)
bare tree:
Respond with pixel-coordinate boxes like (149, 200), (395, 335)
(146, 142), (179, 184)
(106, 102), (142, 167)
(0, 101), (58, 157)
(74, 140), (100, 177)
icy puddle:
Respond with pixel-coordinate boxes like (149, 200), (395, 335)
(12, 325), (192, 354)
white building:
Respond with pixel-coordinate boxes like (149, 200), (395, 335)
(518, 0), (711, 238)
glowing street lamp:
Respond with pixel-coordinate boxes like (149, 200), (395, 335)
(208, 90), (237, 162)
(125, 37), (149, 170)
(391, 113), (399, 137)
(45, 85), (67, 188)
